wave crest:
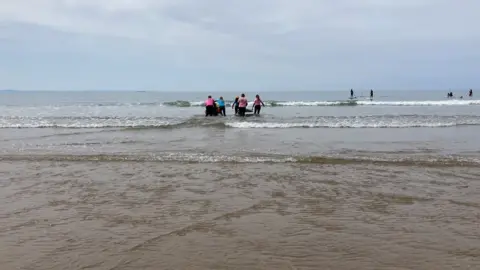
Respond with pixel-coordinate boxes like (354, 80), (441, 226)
(1, 115), (479, 129)
(1, 153), (478, 167)
(161, 99), (480, 107)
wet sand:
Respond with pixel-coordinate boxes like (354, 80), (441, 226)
(1, 161), (479, 270)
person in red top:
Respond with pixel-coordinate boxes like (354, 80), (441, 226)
(252, 94), (265, 115)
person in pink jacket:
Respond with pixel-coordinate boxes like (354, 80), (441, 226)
(237, 93), (248, 117)
(252, 94), (265, 115)
(205, 95), (215, 116)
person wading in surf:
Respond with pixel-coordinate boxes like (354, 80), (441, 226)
(252, 94), (265, 115)
(238, 94), (248, 117)
(204, 95), (215, 116)
(216, 96), (226, 116)
(232, 96), (239, 115)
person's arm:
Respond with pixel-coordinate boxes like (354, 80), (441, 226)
(261, 99), (265, 106)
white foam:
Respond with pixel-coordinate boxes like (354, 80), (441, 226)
(356, 100), (480, 106)
(226, 121), (459, 129)
(189, 101), (205, 106)
(0, 119), (177, 128)
(148, 152), (296, 163)
(275, 101), (351, 106)
(176, 99), (480, 107)
(273, 100), (480, 106)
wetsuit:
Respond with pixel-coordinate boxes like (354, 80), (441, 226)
(205, 98), (215, 116)
(232, 99), (239, 115)
(238, 97), (248, 116)
(253, 98), (265, 115)
(216, 99), (226, 116)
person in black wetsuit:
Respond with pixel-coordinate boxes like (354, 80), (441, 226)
(469, 89), (473, 97)
(212, 98), (219, 116)
(350, 89), (354, 98)
(370, 89), (374, 100)
(232, 96), (239, 115)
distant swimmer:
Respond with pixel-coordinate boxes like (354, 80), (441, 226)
(370, 89), (374, 100)
(252, 94), (265, 115)
(469, 89), (473, 97)
(232, 96), (239, 115)
(205, 95), (215, 117)
(216, 96), (226, 116)
(238, 93), (248, 117)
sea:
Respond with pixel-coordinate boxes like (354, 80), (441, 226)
(1, 90), (479, 270)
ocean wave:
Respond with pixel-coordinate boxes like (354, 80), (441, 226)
(225, 122), (464, 129)
(1, 115), (479, 129)
(160, 99), (480, 107)
(260, 99), (480, 107)
(0, 116), (224, 129)
(0, 153), (478, 167)
(356, 100), (480, 106)
(3, 99), (480, 109)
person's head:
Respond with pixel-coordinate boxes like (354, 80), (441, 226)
(241, 93), (245, 97)
(256, 94), (260, 99)
(208, 95), (211, 98)
(220, 96), (223, 100)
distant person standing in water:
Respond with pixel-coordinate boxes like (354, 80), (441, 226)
(252, 94), (265, 115)
(469, 89), (473, 97)
(370, 89), (374, 100)
(238, 93), (248, 117)
(350, 89), (354, 98)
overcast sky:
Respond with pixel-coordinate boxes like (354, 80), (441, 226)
(0, 0), (478, 91)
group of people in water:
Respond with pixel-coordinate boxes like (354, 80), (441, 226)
(204, 93), (265, 117)
(350, 88), (474, 100)
(350, 89), (374, 100)
(447, 89), (473, 99)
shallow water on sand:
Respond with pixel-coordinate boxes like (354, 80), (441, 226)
(1, 161), (479, 270)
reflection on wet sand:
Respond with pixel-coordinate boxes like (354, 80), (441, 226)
(0, 161), (478, 270)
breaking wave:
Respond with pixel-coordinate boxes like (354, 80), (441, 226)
(0, 115), (479, 129)
(0, 153), (478, 167)
(161, 99), (480, 107)
(3, 99), (480, 109)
